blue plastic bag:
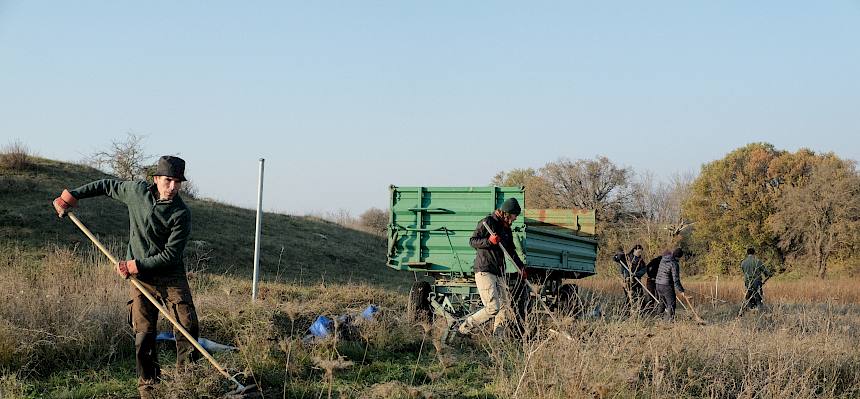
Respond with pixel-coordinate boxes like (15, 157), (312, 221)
(309, 315), (334, 338)
(361, 305), (379, 320)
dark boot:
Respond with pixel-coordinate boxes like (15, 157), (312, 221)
(135, 332), (160, 382)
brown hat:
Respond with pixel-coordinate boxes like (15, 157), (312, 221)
(153, 156), (187, 181)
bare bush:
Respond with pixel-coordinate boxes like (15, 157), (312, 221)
(0, 140), (32, 171)
(615, 171), (695, 259)
(539, 156), (634, 223)
(327, 209), (354, 226)
(359, 207), (388, 235)
(89, 132), (152, 180)
(180, 178), (199, 199)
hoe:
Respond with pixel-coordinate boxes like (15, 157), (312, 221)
(67, 212), (260, 399)
(482, 221), (574, 340)
(615, 259), (707, 325)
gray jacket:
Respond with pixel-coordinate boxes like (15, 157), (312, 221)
(655, 254), (684, 292)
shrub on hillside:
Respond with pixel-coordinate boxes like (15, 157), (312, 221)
(0, 140), (32, 171)
(359, 207), (388, 236)
(89, 132), (151, 180)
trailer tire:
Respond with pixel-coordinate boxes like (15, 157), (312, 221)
(407, 281), (432, 322)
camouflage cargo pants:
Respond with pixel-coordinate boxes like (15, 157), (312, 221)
(128, 277), (200, 395)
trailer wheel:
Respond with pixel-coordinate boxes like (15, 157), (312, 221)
(558, 284), (582, 316)
(509, 281), (532, 338)
(407, 281), (432, 322)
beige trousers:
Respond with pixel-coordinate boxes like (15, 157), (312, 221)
(459, 272), (511, 334)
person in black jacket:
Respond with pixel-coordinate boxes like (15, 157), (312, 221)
(643, 255), (662, 313)
(613, 244), (647, 309)
(456, 198), (527, 337)
(655, 248), (685, 321)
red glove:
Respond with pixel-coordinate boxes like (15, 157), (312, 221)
(519, 269), (528, 280)
(52, 189), (78, 218)
(488, 234), (500, 245)
(117, 260), (139, 279)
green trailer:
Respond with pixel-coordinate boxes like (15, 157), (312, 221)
(386, 185), (598, 322)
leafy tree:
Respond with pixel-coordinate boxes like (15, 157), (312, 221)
(768, 157), (860, 278)
(491, 168), (555, 208)
(682, 143), (786, 274)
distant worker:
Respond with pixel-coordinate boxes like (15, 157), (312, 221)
(52, 156), (198, 399)
(655, 248), (685, 322)
(613, 244), (647, 309)
(456, 198), (527, 338)
(740, 248), (772, 311)
(643, 254), (662, 313)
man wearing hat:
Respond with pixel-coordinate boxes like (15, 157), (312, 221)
(456, 197), (527, 338)
(52, 156), (198, 399)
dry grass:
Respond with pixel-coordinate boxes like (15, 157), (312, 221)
(0, 140), (32, 171)
(483, 278), (860, 398)
(487, 309), (860, 398)
(3, 241), (860, 398)
(0, 242), (130, 373)
(579, 277), (860, 304)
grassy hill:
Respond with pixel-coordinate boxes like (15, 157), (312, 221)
(4, 156), (860, 399)
(1, 157), (412, 289)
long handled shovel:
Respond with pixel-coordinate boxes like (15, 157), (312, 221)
(614, 260), (659, 304)
(678, 292), (707, 325)
(615, 261), (705, 324)
(66, 212), (259, 398)
(482, 221), (573, 341)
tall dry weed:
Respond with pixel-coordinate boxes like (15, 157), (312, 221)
(485, 280), (860, 398)
(0, 140), (32, 171)
(0, 243), (129, 372)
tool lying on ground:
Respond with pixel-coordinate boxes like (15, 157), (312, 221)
(615, 260), (706, 325)
(482, 221), (573, 341)
(66, 212), (260, 399)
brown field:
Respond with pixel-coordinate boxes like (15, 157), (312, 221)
(2, 244), (860, 398)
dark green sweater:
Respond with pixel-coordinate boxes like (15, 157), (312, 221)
(70, 179), (191, 280)
(740, 255), (772, 288)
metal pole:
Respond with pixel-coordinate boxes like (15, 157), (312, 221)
(252, 158), (265, 302)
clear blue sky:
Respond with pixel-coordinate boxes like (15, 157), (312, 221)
(2, 1), (858, 215)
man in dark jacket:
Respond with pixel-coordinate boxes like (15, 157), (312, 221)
(457, 198), (527, 337)
(643, 255), (662, 313)
(613, 244), (647, 309)
(53, 156), (197, 399)
(741, 248), (772, 311)
(655, 248), (685, 322)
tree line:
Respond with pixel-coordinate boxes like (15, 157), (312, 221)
(493, 143), (860, 278)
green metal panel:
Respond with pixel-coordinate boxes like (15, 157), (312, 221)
(387, 186), (526, 275)
(387, 186), (598, 278)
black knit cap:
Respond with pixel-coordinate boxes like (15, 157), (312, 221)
(153, 156), (187, 182)
(499, 198), (521, 215)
